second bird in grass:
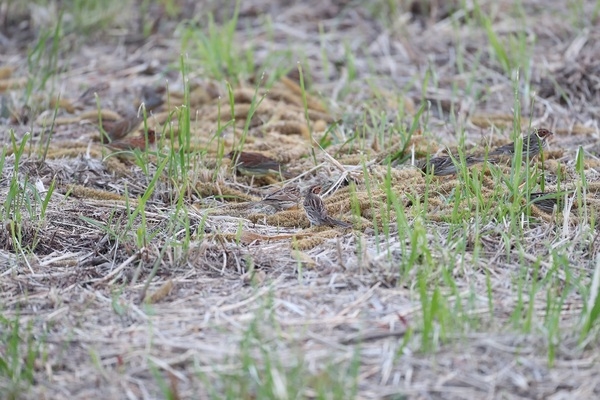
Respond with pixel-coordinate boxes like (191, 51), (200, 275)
(227, 150), (292, 179)
(303, 185), (352, 228)
(258, 185), (301, 211)
(421, 155), (485, 176)
(488, 128), (554, 158)
(105, 129), (157, 151)
(529, 192), (566, 213)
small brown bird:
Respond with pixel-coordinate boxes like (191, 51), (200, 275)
(106, 129), (157, 151)
(488, 128), (553, 158)
(100, 89), (162, 142)
(101, 115), (144, 142)
(421, 155), (485, 176)
(259, 185), (301, 211)
(529, 192), (565, 213)
(303, 185), (351, 228)
(227, 150), (291, 178)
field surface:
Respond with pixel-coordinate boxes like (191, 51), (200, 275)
(1, 0), (600, 399)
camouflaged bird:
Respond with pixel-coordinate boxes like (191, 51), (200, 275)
(227, 151), (292, 179)
(257, 185), (301, 211)
(420, 155), (485, 176)
(529, 191), (567, 213)
(488, 128), (553, 159)
(303, 185), (351, 228)
(105, 129), (157, 151)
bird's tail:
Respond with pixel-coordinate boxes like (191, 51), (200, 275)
(328, 218), (352, 228)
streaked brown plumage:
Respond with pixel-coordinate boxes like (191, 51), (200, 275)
(259, 185), (301, 210)
(489, 128), (553, 158)
(227, 150), (292, 178)
(106, 129), (157, 151)
(100, 87), (162, 142)
(529, 192), (564, 213)
(102, 115), (144, 141)
(303, 185), (351, 228)
(421, 155), (485, 176)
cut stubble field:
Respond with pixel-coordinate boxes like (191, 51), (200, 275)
(1, 0), (600, 399)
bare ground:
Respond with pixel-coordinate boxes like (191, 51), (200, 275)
(1, 0), (600, 399)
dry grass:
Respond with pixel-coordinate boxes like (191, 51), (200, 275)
(1, 0), (600, 398)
